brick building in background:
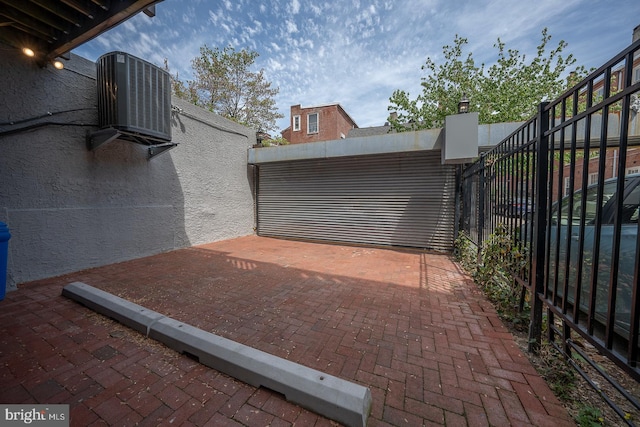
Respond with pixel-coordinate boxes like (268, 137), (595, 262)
(281, 103), (358, 144)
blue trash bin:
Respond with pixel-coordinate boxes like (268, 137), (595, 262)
(0, 222), (10, 301)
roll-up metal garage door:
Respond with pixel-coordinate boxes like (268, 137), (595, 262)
(256, 151), (456, 251)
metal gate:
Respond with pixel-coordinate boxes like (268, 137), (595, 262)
(257, 151), (456, 250)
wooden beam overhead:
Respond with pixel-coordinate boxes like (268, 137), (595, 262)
(29, 0), (82, 27)
(0, 0), (69, 33)
(47, 0), (161, 60)
(59, 0), (95, 19)
(0, 1), (164, 63)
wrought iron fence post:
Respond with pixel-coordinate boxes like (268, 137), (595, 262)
(528, 102), (549, 353)
(477, 155), (486, 264)
(453, 165), (461, 241)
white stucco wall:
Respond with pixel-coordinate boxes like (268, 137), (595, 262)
(0, 46), (255, 289)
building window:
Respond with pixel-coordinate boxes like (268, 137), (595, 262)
(626, 166), (640, 176)
(634, 67), (640, 84)
(293, 115), (301, 131)
(588, 172), (598, 185)
(307, 113), (318, 134)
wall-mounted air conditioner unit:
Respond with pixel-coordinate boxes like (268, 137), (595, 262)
(89, 51), (176, 159)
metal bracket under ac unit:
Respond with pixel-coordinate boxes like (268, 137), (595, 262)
(87, 128), (177, 160)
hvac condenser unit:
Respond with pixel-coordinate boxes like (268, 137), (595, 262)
(89, 51), (176, 158)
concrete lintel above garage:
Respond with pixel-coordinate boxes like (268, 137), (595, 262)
(248, 127), (442, 164)
(248, 121), (523, 164)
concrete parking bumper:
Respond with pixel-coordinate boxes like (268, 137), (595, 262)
(62, 281), (372, 427)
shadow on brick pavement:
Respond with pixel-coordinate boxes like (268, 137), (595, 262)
(0, 236), (575, 426)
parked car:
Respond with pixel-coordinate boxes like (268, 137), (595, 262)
(499, 197), (534, 217)
(549, 174), (640, 337)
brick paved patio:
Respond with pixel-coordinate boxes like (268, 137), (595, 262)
(0, 236), (574, 426)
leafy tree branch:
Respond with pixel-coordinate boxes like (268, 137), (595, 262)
(166, 45), (283, 134)
(388, 28), (590, 131)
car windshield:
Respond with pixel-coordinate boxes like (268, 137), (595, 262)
(552, 177), (639, 226)
(622, 182), (640, 223)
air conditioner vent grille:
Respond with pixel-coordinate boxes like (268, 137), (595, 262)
(97, 52), (171, 142)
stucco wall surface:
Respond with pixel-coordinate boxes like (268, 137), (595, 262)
(0, 47), (255, 289)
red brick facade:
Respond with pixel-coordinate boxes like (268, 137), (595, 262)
(552, 147), (640, 201)
(281, 104), (358, 144)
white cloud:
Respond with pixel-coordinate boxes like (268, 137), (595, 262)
(267, 58), (285, 71)
(208, 9), (221, 24)
(72, 0), (640, 131)
(122, 20), (136, 32)
(286, 20), (298, 33)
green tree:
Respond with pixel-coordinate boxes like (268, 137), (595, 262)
(164, 59), (198, 103)
(180, 45), (283, 133)
(260, 136), (290, 147)
(388, 28), (589, 131)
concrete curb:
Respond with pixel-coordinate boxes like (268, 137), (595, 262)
(62, 282), (371, 427)
(61, 281), (164, 335)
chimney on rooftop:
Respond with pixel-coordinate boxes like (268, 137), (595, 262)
(634, 24), (640, 43)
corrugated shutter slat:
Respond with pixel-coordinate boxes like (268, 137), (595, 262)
(257, 152), (455, 251)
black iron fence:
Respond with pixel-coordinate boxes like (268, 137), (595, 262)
(460, 38), (640, 420)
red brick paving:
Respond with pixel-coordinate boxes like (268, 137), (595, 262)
(0, 236), (575, 426)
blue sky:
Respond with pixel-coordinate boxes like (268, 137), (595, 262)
(73, 0), (640, 133)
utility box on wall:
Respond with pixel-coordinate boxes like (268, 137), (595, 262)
(442, 112), (478, 164)
(96, 51), (172, 141)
